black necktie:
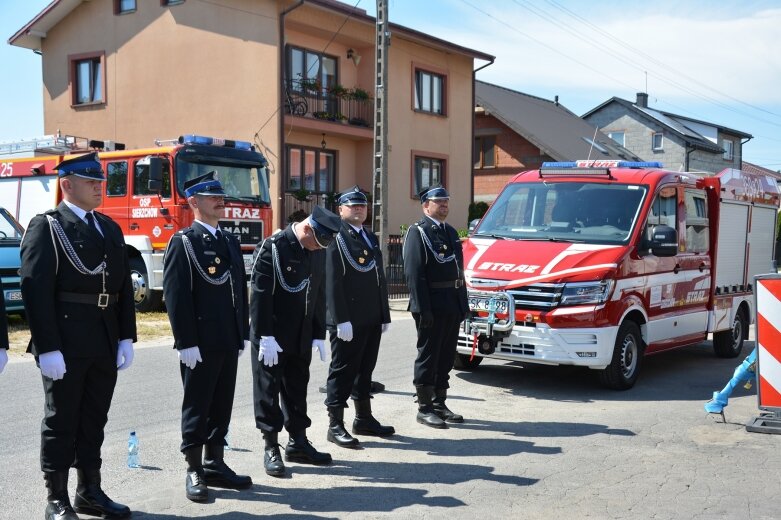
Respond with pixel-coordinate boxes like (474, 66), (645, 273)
(85, 212), (102, 237)
(215, 229), (223, 240)
(439, 223), (446, 233)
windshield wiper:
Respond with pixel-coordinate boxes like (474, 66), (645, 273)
(225, 195), (260, 202)
(472, 233), (509, 240)
(517, 237), (585, 243)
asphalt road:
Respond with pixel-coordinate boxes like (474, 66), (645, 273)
(1, 313), (779, 520)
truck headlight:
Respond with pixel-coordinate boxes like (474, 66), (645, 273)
(559, 280), (614, 306)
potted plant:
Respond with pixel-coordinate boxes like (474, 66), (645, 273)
(291, 188), (312, 202)
(299, 78), (321, 94)
(328, 84), (349, 98)
(350, 87), (371, 101)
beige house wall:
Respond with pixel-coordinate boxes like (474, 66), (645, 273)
(31, 0), (482, 233)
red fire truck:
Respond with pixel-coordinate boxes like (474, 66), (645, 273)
(0, 134), (271, 312)
(460, 160), (779, 389)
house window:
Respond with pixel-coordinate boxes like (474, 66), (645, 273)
(70, 53), (105, 106)
(286, 146), (335, 194)
(115, 0), (136, 14)
(414, 69), (445, 115)
(652, 132), (664, 151)
(413, 156), (445, 197)
(722, 140), (734, 160)
(134, 159), (171, 198)
(474, 136), (496, 169)
(106, 162), (128, 197)
(161, 0), (185, 5)
(286, 46), (337, 94)
(608, 131), (625, 147)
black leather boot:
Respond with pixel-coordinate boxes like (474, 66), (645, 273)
(327, 407), (360, 448)
(73, 468), (130, 519)
(263, 431), (286, 477)
(44, 471), (79, 520)
(285, 431), (333, 465)
(183, 446), (209, 503)
(433, 388), (464, 423)
(203, 444), (253, 489)
(416, 385), (447, 429)
(352, 398), (395, 437)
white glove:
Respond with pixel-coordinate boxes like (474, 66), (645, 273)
(312, 339), (328, 362)
(0, 349), (7, 374)
(39, 350), (67, 380)
(116, 339), (134, 370)
(178, 346), (202, 370)
(381, 323), (390, 334)
(336, 321), (353, 342)
(259, 336), (283, 367)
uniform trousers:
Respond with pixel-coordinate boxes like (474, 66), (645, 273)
(412, 312), (462, 389)
(41, 352), (117, 472)
(179, 349), (238, 452)
(324, 324), (382, 407)
(251, 344), (313, 434)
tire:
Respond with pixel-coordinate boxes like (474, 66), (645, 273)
(130, 257), (163, 313)
(713, 309), (746, 358)
(598, 321), (644, 390)
(453, 353), (483, 371)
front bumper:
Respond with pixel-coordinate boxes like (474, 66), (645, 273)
(457, 322), (618, 369)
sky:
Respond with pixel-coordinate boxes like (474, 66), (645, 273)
(1, 0), (780, 170)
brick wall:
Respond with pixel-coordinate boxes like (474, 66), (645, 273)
(473, 114), (551, 202)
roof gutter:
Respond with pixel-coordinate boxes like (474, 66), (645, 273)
(740, 136), (753, 170)
(470, 58), (495, 204)
(278, 0), (305, 230)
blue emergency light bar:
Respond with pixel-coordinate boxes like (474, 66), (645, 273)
(179, 134), (254, 151)
(541, 161), (663, 169)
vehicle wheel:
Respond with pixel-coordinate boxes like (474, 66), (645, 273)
(713, 309), (746, 358)
(598, 321), (644, 390)
(453, 353), (483, 371)
(130, 257), (163, 313)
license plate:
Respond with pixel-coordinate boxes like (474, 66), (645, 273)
(469, 296), (508, 314)
(243, 255), (254, 272)
(7, 290), (22, 301)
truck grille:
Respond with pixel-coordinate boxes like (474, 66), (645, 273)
(218, 220), (264, 247)
(508, 283), (563, 310)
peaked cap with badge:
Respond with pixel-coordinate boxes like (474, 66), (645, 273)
(184, 171), (226, 198)
(418, 184), (449, 203)
(337, 185), (369, 206)
(55, 151), (105, 181)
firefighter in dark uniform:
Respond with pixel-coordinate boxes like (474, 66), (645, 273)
(0, 280), (8, 374)
(324, 186), (394, 448)
(403, 185), (468, 429)
(163, 171), (252, 502)
(20, 152), (136, 520)
(250, 206), (340, 477)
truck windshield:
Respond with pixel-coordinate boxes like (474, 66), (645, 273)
(475, 182), (647, 245)
(175, 156), (271, 206)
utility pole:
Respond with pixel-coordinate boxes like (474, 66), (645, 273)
(372, 0), (389, 261)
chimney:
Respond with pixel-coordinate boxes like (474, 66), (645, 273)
(636, 92), (648, 108)
(554, 95), (559, 106)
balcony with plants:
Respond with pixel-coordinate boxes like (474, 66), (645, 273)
(284, 78), (373, 129)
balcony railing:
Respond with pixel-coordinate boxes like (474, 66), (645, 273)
(284, 80), (373, 128)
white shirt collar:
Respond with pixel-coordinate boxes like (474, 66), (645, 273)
(349, 223), (364, 234)
(63, 199), (90, 221)
(195, 219), (221, 238)
(426, 215), (445, 227)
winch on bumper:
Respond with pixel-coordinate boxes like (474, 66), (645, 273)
(459, 290), (618, 368)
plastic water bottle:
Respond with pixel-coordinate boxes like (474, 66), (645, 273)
(127, 431), (140, 468)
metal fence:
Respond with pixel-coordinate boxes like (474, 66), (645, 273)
(385, 233), (408, 300)
(284, 80), (373, 128)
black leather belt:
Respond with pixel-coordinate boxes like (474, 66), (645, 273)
(57, 292), (119, 308)
(430, 279), (464, 289)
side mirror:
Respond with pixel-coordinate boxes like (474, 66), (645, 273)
(646, 224), (678, 257)
(147, 157), (163, 193)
